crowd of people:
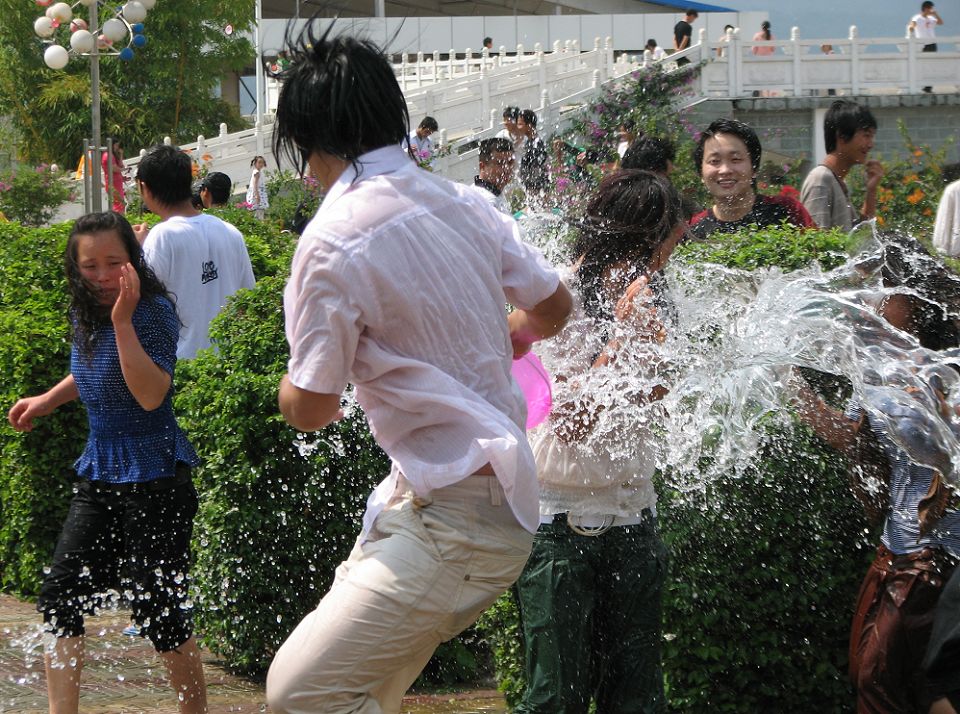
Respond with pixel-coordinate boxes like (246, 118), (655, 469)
(7, 14), (960, 714)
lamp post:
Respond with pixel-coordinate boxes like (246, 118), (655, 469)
(34, 0), (155, 211)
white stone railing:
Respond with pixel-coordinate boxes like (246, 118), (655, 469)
(692, 25), (960, 98)
(133, 38), (633, 191)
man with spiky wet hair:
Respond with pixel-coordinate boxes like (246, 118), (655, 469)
(267, 22), (572, 714)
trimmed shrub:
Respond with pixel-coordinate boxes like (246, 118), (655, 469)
(0, 222), (85, 594)
(175, 274), (391, 673)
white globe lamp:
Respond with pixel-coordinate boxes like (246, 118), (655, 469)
(70, 29), (95, 53)
(34, 16), (56, 37)
(101, 18), (127, 43)
(43, 44), (70, 69)
(121, 1), (147, 23)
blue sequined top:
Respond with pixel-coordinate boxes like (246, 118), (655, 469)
(70, 295), (199, 483)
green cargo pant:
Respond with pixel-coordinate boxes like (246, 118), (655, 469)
(514, 512), (668, 714)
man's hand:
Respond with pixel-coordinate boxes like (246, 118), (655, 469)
(864, 160), (884, 192)
(133, 223), (150, 245)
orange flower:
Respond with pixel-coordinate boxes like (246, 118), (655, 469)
(902, 174), (919, 184)
(923, 208), (933, 216)
(877, 216), (885, 226)
(914, 149), (923, 157)
(907, 188), (924, 204)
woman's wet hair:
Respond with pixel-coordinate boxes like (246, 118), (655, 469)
(273, 19), (410, 175)
(692, 118), (762, 176)
(65, 212), (175, 358)
(572, 170), (683, 319)
(879, 233), (960, 350)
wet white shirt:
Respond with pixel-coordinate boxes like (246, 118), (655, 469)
(284, 145), (560, 536)
(528, 289), (660, 520)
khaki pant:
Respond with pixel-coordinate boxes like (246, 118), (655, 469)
(267, 475), (533, 714)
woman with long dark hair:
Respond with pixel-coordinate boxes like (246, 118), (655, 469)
(7, 212), (207, 714)
(515, 170), (684, 713)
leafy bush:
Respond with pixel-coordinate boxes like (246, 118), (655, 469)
(853, 119), (954, 236)
(265, 169), (324, 233)
(658, 425), (871, 712)
(0, 166), (75, 227)
(175, 274), (391, 673)
(675, 222), (860, 272)
(0, 222), (85, 594)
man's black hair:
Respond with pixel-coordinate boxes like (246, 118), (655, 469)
(203, 172), (232, 205)
(483, 36), (492, 46)
(519, 109), (538, 128)
(922, 1), (935, 11)
(942, 162), (960, 185)
(685, 9), (699, 18)
(622, 136), (676, 173)
(693, 118), (762, 176)
(824, 99), (877, 153)
(273, 21), (409, 173)
(502, 106), (520, 121)
(136, 144), (193, 206)
(419, 116), (439, 132)
(479, 137), (514, 162)
(645, 38), (658, 50)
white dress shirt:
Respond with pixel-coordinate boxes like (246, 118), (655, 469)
(284, 145), (560, 537)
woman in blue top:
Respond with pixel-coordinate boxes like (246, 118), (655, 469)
(7, 212), (207, 714)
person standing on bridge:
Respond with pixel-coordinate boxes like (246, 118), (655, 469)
(672, 9), (698, 67)
(909, 1), (943, 93)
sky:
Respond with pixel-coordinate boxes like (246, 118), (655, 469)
(714, 0), (955, 41)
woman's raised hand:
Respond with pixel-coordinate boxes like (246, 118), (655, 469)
(112, 263), (141, 326)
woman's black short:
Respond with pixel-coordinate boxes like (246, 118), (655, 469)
(37, 466), (198, 653)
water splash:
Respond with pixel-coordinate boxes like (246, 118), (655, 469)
(520, 212), (960, 494)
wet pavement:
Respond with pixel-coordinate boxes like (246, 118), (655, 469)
(0, 594), (506, 713)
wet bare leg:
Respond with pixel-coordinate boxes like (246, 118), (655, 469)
(45, 635), (84, 714)
(160, 636), (208, 714)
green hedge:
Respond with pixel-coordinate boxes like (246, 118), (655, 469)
(0, 223), (85, 594)
(175, 274), (391, 673)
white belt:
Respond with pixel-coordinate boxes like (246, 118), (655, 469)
(540, 511), (649, 530)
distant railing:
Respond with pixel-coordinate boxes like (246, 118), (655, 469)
(264, 38), (618, 116)
(677, 25), (960, 98)
(135, 38), (635, 191)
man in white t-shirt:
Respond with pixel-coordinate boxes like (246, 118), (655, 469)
(265, 25), (572, 714)
(909, 0), (944, 92)
(134, 144), (255, 359)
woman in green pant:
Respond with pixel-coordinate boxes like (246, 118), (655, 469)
(516, 170), (685, 714)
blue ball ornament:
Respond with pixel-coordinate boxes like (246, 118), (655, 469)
(119, 46), (134, 60)
(132, 33), (146, 47)
(132, 23), (144, 33)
